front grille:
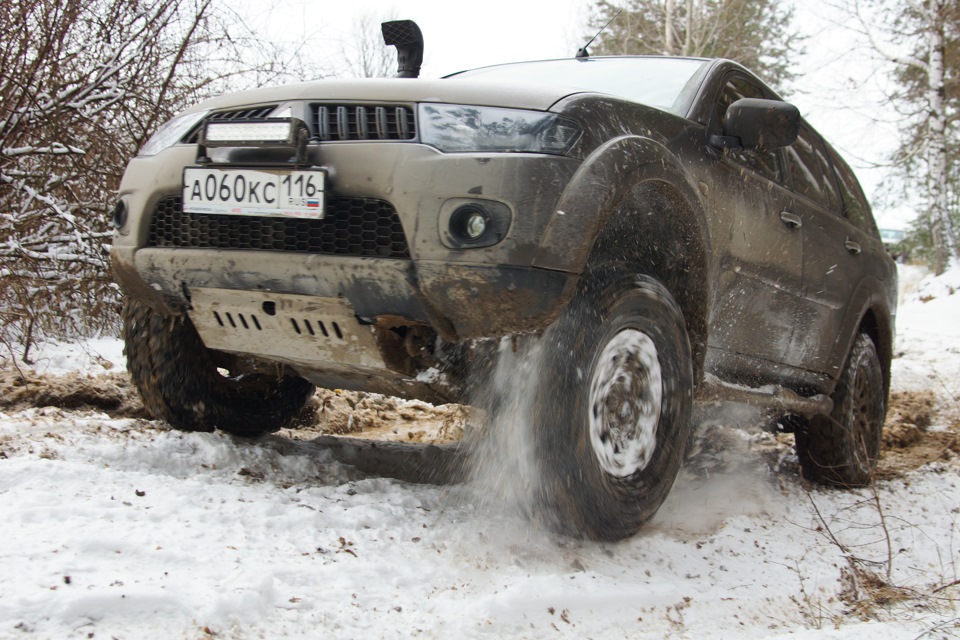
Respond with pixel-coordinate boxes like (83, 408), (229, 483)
(312, 104), (416, 141)
(147, 196), (410, 259)
(179, 103), (416, 144)
(182, 106), (279, 144)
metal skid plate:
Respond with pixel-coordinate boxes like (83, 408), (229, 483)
(188, 287), (385, 371)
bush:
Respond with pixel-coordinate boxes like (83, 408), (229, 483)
(0, 0), (322, 358)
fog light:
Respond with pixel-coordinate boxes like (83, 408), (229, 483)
(465, 212), (487, 239)
(450, 205), (492, 245)
(442, 200), (512, 249)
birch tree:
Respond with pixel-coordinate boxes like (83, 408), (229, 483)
(587, 0), (801, 90)
(854, 0), (960, 274)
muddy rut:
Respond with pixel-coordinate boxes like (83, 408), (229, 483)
(1, 366), (957, 481)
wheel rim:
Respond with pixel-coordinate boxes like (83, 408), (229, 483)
(588, 328), (663, 477)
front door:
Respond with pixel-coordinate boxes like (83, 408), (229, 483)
(704, 74), (805, 382)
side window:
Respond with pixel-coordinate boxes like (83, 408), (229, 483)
(812, 135), (841, 212)
(784, 124), (839, 212)
(712, 76), (781, 182)
(827, 144), (876, 235)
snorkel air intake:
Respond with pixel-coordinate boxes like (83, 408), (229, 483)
(381, 20), (424, 78)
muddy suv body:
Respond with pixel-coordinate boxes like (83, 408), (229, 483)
(113, 52), (897, 540)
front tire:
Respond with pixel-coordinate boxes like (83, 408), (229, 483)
(122, 298), (315, 437)
(795, 332), (886, 486)
(533, 266), (694, 541)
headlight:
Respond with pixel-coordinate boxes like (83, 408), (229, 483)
(418, 104), (580, 154)
(138, 109), (210, 157)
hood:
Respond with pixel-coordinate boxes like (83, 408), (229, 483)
(190, 78), (586, 114)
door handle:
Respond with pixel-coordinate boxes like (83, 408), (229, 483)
(779, 211), (802, 229)
(844, 238), (862, 254)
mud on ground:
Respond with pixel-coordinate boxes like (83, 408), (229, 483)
(0, 366), (467, 444)
(1, 364), (956, 479)
(0, 369), (149, 419)
(878, 389), (960, 478)
(282, 388), (467, 444)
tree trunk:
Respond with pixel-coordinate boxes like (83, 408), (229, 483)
(683, 0), (694, 55)
(665, 0), (676, 54)
(926, 0), (960, 274)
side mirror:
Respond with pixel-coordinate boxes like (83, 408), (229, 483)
(711, 98), (800, 151)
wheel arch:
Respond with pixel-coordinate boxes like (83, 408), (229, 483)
(534, 136), (711, 383)
(856, 304), (894, 401)
(829, 277), (895, 400)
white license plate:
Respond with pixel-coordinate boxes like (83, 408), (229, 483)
(182, 167), (325, 218)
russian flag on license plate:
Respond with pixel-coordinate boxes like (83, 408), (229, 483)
(307, 199), (320, 208)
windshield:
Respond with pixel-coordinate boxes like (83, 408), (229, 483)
(447, 57), (710, 115)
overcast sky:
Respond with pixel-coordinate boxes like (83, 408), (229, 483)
(230, 0), (909, 227)
(241, 0), (590, 77)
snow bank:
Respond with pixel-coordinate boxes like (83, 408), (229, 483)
(906, 263), (960, 304)
(4, 337), (125, 375)
(893, 265), (960, 405)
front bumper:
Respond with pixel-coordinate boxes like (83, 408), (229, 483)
(111, 246), (574, 340)
(112, 140), (580, 397)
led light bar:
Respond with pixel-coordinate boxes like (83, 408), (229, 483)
(202, 119), (297, 146)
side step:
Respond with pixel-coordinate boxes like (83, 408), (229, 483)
(695, 375), (833, 418)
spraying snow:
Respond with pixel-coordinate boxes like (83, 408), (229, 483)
(463, 337), (545, 523)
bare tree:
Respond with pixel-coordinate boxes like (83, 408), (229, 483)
(587, 0), (801, 90)
(339, 10), (398, 78)
(0, 0), (324, 356)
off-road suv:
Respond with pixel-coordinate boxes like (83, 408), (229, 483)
(112, 21), (897, 540)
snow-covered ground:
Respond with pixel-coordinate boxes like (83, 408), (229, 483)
(1, 265), (958, 639)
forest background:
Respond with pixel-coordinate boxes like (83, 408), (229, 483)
(1, 0), (957, 355)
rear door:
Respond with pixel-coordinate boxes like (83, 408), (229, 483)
(782, 125), (874, 376)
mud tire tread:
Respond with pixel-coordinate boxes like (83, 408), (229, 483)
(795, 332), (885, 487)
(121, 298), (315, 437)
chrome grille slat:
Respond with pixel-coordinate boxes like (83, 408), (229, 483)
(336, 106), (349, 140)
(356, 106), (369, 139)
(375, 107), (388, 139)
(317, 106), (331, 139)
(396, 107), (411, 138)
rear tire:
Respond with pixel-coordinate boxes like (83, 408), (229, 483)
(122, 298), (315, 437)
(795, 332), (885, 486)
(533, 266), (693, 541)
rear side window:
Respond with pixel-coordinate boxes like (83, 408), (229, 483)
(826, 145), (876, 236)
(784, 124), (840, 212)
(712, 76), (781, 182)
